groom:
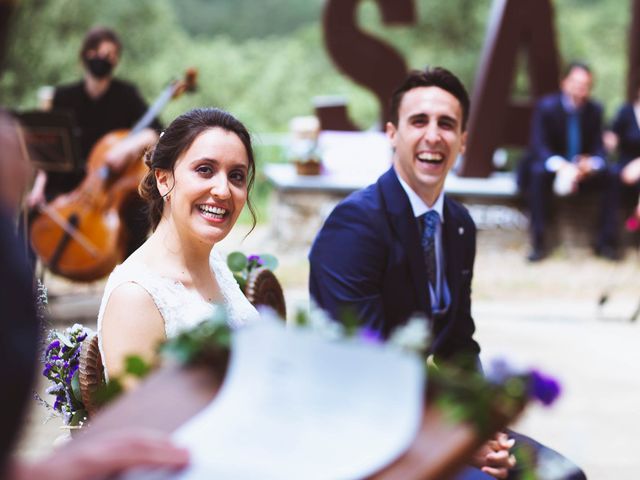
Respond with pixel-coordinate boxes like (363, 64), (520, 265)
(308, 67), (586, 479)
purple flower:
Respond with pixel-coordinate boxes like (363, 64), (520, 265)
(358, 327), (383, 345)
(42, 363), (52, 376)
(529, 370), (561, 406)
(46, 339), (60, 353)
(248, 255), (263, 265)
(77, 332), (87, 342)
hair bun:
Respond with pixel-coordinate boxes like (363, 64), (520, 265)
(143, 146), (155, 168)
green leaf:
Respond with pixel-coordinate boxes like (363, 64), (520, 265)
(233, 272), (246, 291)
(124, 355), (151, 378)
(69, 409), (87, 427)
(70, 370), (82, 404)
(259, 253), (278, 271)
(227, 251), (248, 272)
(95, 379), (124, 406)
(294, 307), (309, 326)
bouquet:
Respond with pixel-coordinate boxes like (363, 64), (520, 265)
(41, 323), (90, 426)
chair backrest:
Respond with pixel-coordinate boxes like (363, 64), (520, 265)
(244, 267), (287, 320)
(78, 333), (104, 418)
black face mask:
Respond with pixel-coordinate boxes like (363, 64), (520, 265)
(85, 57), (114, 79)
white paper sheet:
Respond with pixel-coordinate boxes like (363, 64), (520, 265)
(170, 320), (424, 480)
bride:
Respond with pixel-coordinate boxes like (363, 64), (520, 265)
(98, 108), (260, 381)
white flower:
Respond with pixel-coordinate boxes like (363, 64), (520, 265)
(304, 305), (345, 340)
(388, 315), (430, 354)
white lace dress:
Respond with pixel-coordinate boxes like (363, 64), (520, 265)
(96, 248), (259, 378)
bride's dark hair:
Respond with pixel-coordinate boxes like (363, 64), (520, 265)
(139, 107), (256, 231)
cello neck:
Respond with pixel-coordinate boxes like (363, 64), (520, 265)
(129, 85), (174, 135)
(129, 69), (197, 136)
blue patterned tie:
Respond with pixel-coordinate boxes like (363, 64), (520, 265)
(421, 210), (440, 291)
(566, 111), (581, 162)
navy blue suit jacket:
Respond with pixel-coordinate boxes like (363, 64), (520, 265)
(529, 92), (605, 164)
(309, 168), (480, 364)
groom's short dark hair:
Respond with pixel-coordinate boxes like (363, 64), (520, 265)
(388, 66), (470, 131)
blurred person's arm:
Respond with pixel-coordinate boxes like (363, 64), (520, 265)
(6, 428), (189, 480)
(104, 128), (159, 173)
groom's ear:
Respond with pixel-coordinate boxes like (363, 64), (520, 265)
(154, 168), (173, 197)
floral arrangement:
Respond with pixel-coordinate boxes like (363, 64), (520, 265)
(428, 358), (561, 438)
(40, 323), (90, 426)
(39, 296), (561, 456)
(226, 251), (278, 291)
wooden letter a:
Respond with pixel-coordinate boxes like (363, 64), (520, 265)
(459, 0), (560, 177)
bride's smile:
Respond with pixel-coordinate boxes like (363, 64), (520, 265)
(160, 127), (249, 246)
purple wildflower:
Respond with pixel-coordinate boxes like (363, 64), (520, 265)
(77, 332), (87, 342)
(42, 363), (52, 376)
(529, 370), (561, 406)
(46, 339), (60, 353)
(46, 384), (64, 395)
(248, 255), (263, 265)
(358, 327), (383, 345)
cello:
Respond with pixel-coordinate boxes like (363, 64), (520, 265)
(30, 69), (197, 282)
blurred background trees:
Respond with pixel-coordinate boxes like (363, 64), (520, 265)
(0, 0), (631, 222)
(0, 0), (630, 131)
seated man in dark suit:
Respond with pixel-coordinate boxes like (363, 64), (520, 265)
(521, 61), (617, 261)
(309, 67), (586, 480)
(605, 82), (640, 226)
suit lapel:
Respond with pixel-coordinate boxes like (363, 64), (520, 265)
(378, 168), (430, 316)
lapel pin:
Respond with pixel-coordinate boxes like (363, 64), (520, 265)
(458, 227), (464, 235)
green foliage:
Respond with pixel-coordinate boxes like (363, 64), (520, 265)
(227, 251), (248, 272)
(429, 362), (525, 437)
(170, 0), (324, 40)
(1, 0), (633, 125)
(227, 251), (279, 290)
(159, 310), (231, 372)
(1, 0), (635, 226)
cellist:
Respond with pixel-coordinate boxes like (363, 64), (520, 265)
(26, 26), (161, 258)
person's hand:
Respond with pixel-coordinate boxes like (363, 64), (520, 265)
(470, 431), (516, 479)
(621, 157), (640, 185)
(26, 187), (46, 209)
(603, 130), (618, 153)
(25, 169), (48, 209)
(575, 155), (595, 179)
(10, 428), (189, 480)
(104, 128), (159, 174)
(104, 138), (138, 173)
(553, 161), (580, 196)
